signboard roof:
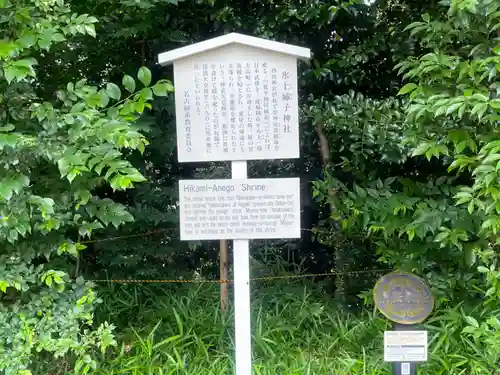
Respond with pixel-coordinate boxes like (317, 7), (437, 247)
(158, 32), (311, 65)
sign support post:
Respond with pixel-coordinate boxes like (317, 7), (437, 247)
(231, 161), (252, 375)
(374, 272), (434, 375)
(391, 323), (418, 375)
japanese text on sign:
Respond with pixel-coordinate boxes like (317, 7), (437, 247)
(175, 57), (299, 162)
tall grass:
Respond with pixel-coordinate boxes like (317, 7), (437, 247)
(86, 280), (392, 375)
(34, 277), (496, 374)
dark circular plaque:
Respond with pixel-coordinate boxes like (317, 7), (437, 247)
(373, 272), (434, 324)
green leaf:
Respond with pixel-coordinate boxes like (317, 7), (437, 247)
(462, 326), (477, 334)
(353, 184), (366, 199)
(137, 67), (152, 87)
(481, 217), (498, 231)
(0, 183), (13, 201)
(434, 231), (449, 243)
(134, 101), (145, 113)
(84, 24), (96, 37)
(99, 90), (110, 107)
(17, 31), (37, 48)
(75, 78), (87, 88)
(0, 124), (14, 132)
(53, 275), (64, 284)
(473, 165), (495, 175)
(122, 75), (136, 93)
(106, 83), (121, 101)
(411, 142), (430, 157)
(38, 36), (53, 50)
(0, 40), (17, 59)
(483, 153), (500, 164)
(75, 359), (84, 375)
(406, 228), (415, 241)
(455, 140), (467, 153)
(468, 200), (475, 215)
(124, 169), (147, 182)
(107, 107), (119, 118)
(3, 58), (38, 83)
(465, 316), (479, 328)
(471, 102), (489, 120)
(403, 21), (426, 32)
(490, 99), (500, 109)
(152, 81), (174, 96)
(140, 87), (153, 101)
(52, 33), (65, 42)
(446, 102), (463, 115)
(55, 283), (65, 292)
(397, 83), (417, 96)
(477, 266), (489, 273)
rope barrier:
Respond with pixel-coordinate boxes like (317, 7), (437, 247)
(80, 229), (385, 285)
(90, 269), (390, 284)
(80, 229), (169, 244)
(80, 227), (316, 245)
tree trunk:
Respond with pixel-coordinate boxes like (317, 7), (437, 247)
(315, 122), (345, 301)
(220, 239), (229, 312)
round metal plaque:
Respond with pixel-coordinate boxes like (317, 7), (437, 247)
(373, 272), (434, 324)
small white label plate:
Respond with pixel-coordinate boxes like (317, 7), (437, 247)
(384, 331), (428, 362)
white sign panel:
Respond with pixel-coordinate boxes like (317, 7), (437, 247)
(179, 178), (301, 240)
(174, 44), (300, 162)
(384, 331), (428, 362)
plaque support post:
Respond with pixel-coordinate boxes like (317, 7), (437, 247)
(392, 323), (417, 375)
(232, 161), (252, 375)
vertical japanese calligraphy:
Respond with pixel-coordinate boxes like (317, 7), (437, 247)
(262, 62), (271, 151)
(220, 63), (229, 153)
(211, 64), (220, 151)
(194, 64), (201, 116)
(282, 69), (292, 135)
(175, 55), (299, 162)
(237, 63), (245, 153)
(183, 90), (192, 153)
(245, 63), (253, 153)
(271, 67), (279, 152)
(228, 63), (237, 153)
(202, 63), (211, 154)
(254, 62), (263, 152)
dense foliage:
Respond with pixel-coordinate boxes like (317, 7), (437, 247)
(0, 0), (499, 374)
(313, 0), (500, 371)
(0, 0), (173, 373)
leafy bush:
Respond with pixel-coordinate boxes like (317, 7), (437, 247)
(313, 0), (500, 372)
(0, 0), (173, 373)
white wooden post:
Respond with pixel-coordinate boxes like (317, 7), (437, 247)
(231, 161), (251, 374)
